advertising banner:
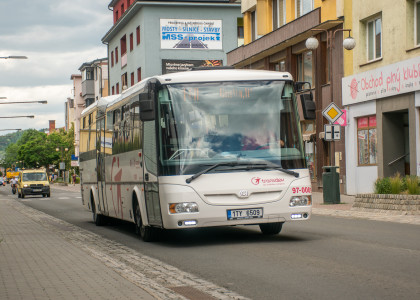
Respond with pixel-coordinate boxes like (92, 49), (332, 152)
(162, 59), (223, 74)
(160, 19), (222, 49)
(342, 56), (420, 105)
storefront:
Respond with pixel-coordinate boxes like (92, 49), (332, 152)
(342, 56), (420, 195)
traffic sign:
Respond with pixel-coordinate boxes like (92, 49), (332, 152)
(324, 124), (341, 141)
(322, 102), (343, 124)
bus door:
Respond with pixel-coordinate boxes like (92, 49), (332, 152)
(96, 116), (108, 214)
(141, 83), (163, 227)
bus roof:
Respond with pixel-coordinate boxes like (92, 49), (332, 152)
(154, 69), (293, 84)
(81, 94), (119, 116)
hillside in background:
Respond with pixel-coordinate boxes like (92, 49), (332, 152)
(0, 130), (25, 152)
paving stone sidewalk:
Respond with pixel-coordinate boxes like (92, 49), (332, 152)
(0, 197), (156, 300)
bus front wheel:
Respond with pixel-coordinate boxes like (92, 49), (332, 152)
(92, 199), (104, 226)
(134, 201), (155, 242)
(259, 222), (283, 235)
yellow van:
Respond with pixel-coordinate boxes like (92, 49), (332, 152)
(17, 169), (50, 198)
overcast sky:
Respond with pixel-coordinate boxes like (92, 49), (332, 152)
(0, 0), (110, 136)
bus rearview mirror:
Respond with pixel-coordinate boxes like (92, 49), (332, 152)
(139, 94), (155, 121)
(300, 93), (316, 120)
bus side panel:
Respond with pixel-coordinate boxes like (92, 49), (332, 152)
(80, 157), (98, 211)
(103, 149), (143, 222)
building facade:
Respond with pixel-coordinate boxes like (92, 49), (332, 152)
(228, 0), (353, 193)
(79, 58), (109, 108)
(342, 0), (420, 194)
(102, 0), (242, 95)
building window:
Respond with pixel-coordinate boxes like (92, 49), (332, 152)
(116, 83), (120, 94)
(111, 51), (114, 67)
(112, 86), (115, 95)
(120, 35), (127, 55)
(296, 50), (313, 87)
(237, 18), (244, 47)
(131, 72), (134, 86)
(273, 59), (286, 72)
(357, 116), (377, 166)
(416, 0), (420, 45)
(136, 26), (140, 45)
(296, 0), (313, 18)
(273, 0), (286, 30)
(121, 3), (125, 14)
(251, 10), (257, 41)
(137, 67), (141, 82)
(130, 33), (134, 51)
(367, 16), (382, 61)
(121, 73), (127, 89)
(115, 47), (119, 63)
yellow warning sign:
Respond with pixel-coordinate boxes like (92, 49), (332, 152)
(322, 103), (343, 123)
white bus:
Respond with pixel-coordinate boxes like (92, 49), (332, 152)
(80, 69), (315, 241)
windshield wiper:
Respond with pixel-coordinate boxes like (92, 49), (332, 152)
(229, 163), (300, 178)
(186, 162), (246, 184)
(185, 162), (299, 184)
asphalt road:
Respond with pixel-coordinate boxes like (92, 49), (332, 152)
(2, 186), (419, 300)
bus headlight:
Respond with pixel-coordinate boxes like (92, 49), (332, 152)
(289, 196), (311, 207)
(169, 202), (199, 214)
(23, 184), (28, 188)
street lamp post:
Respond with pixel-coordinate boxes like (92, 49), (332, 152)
(0, 56), (28, 60)
(0, 129), (21, 132)
(305, 29), (356, 166)
(56, 147), (68, 184)
(0, 100), (47, 105)
(0, 116), (35, 119)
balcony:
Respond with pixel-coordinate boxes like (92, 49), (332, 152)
(227, 9), (331, 68)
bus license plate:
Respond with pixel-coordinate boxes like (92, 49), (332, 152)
(33, 189), (42, 192)
(227, 208), (263, 220)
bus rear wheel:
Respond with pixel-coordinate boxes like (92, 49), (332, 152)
(259, 222), (283, 235)
(134, 201), (155, 242)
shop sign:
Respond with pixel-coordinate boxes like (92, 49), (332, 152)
(334, 109), (347, 126)
(342, 56), (420, 105)
(160, 19), (222, 50)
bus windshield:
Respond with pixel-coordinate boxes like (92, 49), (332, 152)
(158, 80), (305, 176)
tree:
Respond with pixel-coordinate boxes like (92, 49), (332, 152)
(3, 143), (19, 168)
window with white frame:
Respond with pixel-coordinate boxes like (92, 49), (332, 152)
(416, 0), (420, 45)
(296, 0), (313, 18)
(251, 10), (257, 41)
(367, 16), (382, 61)
(273, 0), (286, 30)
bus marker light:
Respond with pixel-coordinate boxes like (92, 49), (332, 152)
(291, 213), (303, 219)
(184, 220), (197, 226)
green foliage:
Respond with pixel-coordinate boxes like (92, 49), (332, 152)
(0, 126), (75, 173)
(405, 176), (420, 195)
(374, 175), (420, 195)
(374, 177), (391, 194)
(389, 173), (403, 194)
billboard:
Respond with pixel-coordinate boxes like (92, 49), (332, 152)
(160, 19), (222, 49)
(162, 59), (223, 74)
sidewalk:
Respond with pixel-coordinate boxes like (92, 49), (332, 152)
(0, 197), (156, 300)
(311, 191), (420, 225)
